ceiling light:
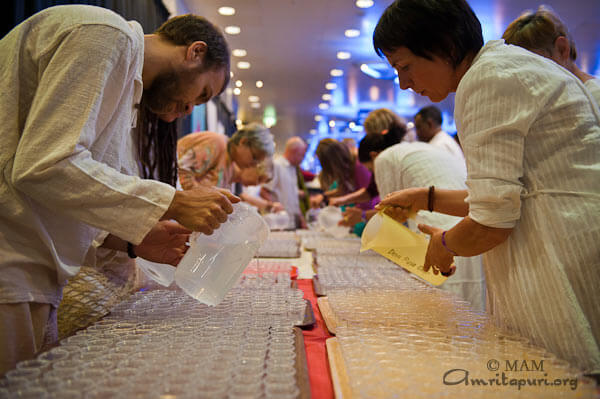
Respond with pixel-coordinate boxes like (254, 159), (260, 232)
(230, 71), (234, 78)
(251, 102), (261, 108)
(344, 29), (360, 38)
(322, 94), (332, 101)
(236, 119), (242, 126)
(218, 6), (236, 15)
(337, 51), (351, 60)
(224, 26), (241, 35)
(360, 63), (381, 79)
(237, 61), (251, 69)
(330, 69), (344, 77)
(256, 80), (263, 88)
(314, 115), (322, 121)
(309, 129), (317, 135)
(355, 0), (374, 8)
(325, 82), (337, 90)
(233, 87), (241, 95)
(329, 120), (336, 128)
(232, 49), (247, 57)
(318, 103), (329, 110)
(349, 122), (356, 129)
(248, 95), (260, 102)
(235, 80), (243, 87)
(407, 122), (415, 129)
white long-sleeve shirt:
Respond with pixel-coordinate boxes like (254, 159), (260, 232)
(428, 130), (465, 162)
(456, 40), (600, 372)
(263, 156), (301, 219)
(0, 5), (175, 306)
(374, 142), (485, 311)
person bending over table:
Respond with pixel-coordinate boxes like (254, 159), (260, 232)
(374, 0), (600, 373)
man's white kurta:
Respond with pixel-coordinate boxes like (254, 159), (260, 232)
(0, 5), (175, 306)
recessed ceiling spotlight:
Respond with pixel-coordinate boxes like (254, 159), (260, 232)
(337, 51), (351, 60)
(233, 87), (241, 95)
(344, 29), (360, 38)
(251, 102), (261, 108)
(315, 115), (322, 121)
(325, 82), (337, 90)
(309, 129), (317, 135)
(349, 122), (356, 129)
(232, 49), (247, 57)
(236, 119), (242, 126)
(248, 95), (260, 102)
(218, 6), (236, 15)
(322, 94), (332, 101)
(235, 80), (243, 87)
(256, 80), (263, 88)
(230, 71), (234, 78)
(329, 120), (336, 128)
(237, 61), (251, 69)
(330, 69), (344, 77)
(318, 103), (329, 110)
(355, 0), (374, 8)
(224, 26), (241, 35)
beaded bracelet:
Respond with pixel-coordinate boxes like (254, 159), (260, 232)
(441, 231), (457, 256)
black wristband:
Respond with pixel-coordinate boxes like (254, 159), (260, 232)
(428, 186), (435, 212)
(126, 242), (137, 259)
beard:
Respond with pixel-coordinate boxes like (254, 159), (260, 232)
(142, 66), (203, 115)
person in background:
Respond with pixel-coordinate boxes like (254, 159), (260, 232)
(502, 5), (600, 105)
(0, 6), (240, 373)
(414, 105), (465, 162)
(374, 0), (599, 373)
(358, 132), (486, 311)
(315, 138), (378, 236)
(329, 108), (404, 215)
(342, 137), (359, 159)
(177, 123), (275, 190)
(261, 136), (308, 228)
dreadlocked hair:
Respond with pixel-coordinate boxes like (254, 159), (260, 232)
(136, 98), (178, 187)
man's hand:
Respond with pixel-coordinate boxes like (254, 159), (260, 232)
(163, 186), (240, 234)
(135, 220), (191, 266)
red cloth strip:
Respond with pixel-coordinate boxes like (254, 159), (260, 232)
(296, 279), (334, 399)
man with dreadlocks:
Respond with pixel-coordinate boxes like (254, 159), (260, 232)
(0, 5), (239, 373)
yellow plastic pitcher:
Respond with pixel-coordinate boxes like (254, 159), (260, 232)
(360, 211), (448, 286)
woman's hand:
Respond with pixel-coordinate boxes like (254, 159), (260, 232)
(135, 220), (191, 266)
(339, 207), (363, 227)
(417, 223), (455, 276)
(375, 187), (427, 223)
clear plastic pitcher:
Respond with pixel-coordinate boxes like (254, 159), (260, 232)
(174, 202), (269, 305)
(318, 206), (349, 238)
(136, 258), (175, 287)
(263, 210), (292, 230)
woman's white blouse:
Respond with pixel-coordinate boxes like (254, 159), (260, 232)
(455, 40), (600, 372)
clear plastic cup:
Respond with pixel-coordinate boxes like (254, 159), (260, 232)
(175, 202), (269, 306)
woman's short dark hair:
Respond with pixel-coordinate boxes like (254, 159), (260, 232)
(156, 14), (230, 89)
(373, 0), (483, 68)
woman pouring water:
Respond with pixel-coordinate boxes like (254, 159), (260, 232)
(374, 0), (600, 373)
